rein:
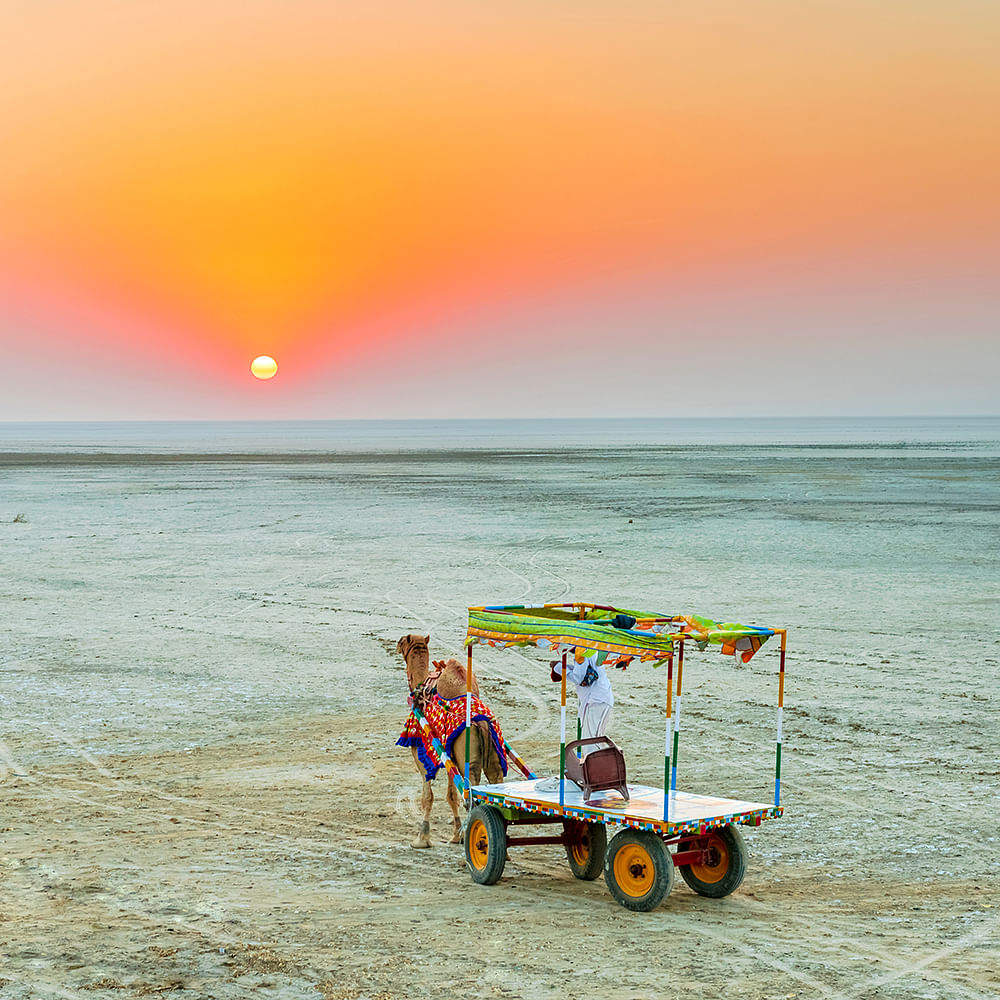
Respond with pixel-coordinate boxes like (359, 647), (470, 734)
(408, 668), (442, 709)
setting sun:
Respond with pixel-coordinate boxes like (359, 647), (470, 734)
(250, 355), (278, 380)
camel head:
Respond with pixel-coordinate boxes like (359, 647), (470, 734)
(397, 633), (431, 692)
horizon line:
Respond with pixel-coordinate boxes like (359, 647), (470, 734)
(2, 414), (999, 425)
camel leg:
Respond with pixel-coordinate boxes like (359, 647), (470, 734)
(466, 723), (485, 786)
(483, 725), (505, 784)
(449, 741), (469, 845)
(411, 749), (433, 849)
(412, 779), (434, 849)
(445, 775), (463, 844)
(452, 732), (483, 788)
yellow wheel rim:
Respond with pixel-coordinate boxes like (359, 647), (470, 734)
(468, 818), (490, 871)
(567, 822), (590, 866)
(613, 843), (654, 898)
(689, 833), (729, 884)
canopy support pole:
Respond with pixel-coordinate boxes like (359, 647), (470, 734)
(775, 630), (786, 809)
(559, 650), (567, 809)
(671, 640), (685, 791)
(662, 645), (674, 822)
(465, 644), (473, 804)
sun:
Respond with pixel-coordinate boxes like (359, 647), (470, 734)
(250, 355), (278, 380)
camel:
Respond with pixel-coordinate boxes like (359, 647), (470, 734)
(396, 634), (505, 849)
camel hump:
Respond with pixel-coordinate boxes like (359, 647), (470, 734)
(434, 658), (480, 700)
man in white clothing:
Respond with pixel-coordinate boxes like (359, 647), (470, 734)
(550, 651), (614, 750)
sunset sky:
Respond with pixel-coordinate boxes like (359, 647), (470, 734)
(1, 1), (997, 420)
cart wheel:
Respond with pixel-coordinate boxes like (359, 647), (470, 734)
(676, 823), (747, 898)
(563, 819), (607, 881)
(603, 829), (673, 912)
(465, 805), (507, 885)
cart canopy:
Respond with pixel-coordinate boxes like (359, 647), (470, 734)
(466, 602), (778, 667)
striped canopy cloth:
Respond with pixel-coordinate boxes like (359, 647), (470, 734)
(465, 603), (777, 666)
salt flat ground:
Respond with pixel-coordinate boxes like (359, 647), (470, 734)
(1, 435), (998, 999)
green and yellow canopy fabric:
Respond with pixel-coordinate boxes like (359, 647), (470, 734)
(466, 602), (778, 667)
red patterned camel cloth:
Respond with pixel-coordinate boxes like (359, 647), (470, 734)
(397, 692), (508, 782)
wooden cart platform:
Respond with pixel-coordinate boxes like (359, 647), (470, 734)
(471, 778), (782, 836)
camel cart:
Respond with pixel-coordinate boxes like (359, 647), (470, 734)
(411, 602), (787, 912)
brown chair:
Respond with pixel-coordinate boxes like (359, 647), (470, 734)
(564, 737), (629, 803)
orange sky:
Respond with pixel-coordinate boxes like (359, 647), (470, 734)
(1, 1), (998, 417)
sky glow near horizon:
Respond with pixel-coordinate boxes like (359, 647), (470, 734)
(1, 1), (998, 420)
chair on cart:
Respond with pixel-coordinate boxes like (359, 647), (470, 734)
(564, 736), (629, 803)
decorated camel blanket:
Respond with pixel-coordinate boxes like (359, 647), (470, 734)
(397, 693), (509, 782)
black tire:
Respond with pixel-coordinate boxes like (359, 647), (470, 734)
(563, 819), (607, 881)
(464, 805), (507, 885)
(676, 823), (747, 898)
(603, 829), (673, 912)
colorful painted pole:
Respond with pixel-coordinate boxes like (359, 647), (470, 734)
(775, 630), (786, 808)
(410, 699), (467, 793)
(671, 640), (684, 792)
(559, 650), (567, 809)
(503, 740), (537, 780)
(575, 606), (585, 758)
(465, 644), (473, 801)
(662, 646), (674, 823)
